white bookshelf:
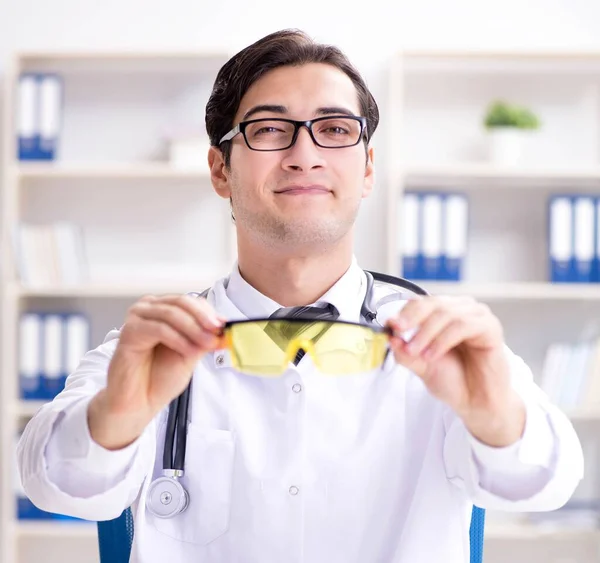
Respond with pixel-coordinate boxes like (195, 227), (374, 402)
(389, 50), (600, 563)
(0, 50), (231, 563)
(4, 45), (600, 563)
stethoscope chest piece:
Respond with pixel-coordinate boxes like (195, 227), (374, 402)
(146, 473), (189, 519)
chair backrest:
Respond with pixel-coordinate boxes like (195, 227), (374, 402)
(469, 506), (486, 563)
(97, 505), (485, 562)
(97, 507), (134, 563)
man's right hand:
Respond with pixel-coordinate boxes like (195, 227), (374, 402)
(88, 294), (226, 450)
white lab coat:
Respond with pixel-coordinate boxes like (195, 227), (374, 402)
(17, 260), (584, 563)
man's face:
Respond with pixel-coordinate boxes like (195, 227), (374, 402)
(210, 63), (375, 250)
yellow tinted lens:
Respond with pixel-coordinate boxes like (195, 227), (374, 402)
(226, 321), (287, 376)
(313, 324), (388, 375)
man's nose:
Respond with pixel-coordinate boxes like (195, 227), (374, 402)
(281, 126), (326, 171)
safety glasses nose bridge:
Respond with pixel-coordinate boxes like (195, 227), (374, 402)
(283, 337), (319, 369)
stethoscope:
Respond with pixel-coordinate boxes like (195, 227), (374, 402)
(146, 270), (429, 519)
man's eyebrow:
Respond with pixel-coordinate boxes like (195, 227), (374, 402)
(242, 104), (287, 120)
(241, 105), (358, 121)
(314, 106), (357, 117)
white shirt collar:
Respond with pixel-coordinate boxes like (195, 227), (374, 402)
(222, 256), (366, 322)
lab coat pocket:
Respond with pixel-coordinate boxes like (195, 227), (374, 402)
(148, 425), (235, 546)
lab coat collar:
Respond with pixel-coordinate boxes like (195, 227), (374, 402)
(224, 256), (365, 322)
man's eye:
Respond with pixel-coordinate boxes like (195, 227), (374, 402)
(254, 127), (279, 135)
(324, 126), (349, 135)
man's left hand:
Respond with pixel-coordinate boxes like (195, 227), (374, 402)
(386, 295), (526, 447)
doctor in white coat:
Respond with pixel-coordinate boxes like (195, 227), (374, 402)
(18, 29), (583, 563)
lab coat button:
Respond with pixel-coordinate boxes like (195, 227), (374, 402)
(216, 354), (225, 366)
(289, 486), (300, 496)
(292, 383), (302, 393)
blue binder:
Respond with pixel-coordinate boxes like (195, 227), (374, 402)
(420, 192), (443, 280)
(41, 313), (67, 399)
(17, 73), (40, 160)
(594, 197), (600, 283)
(548, 196), (574, 283)
(401, 192), (420, 279)
(572, 196), (595, 283)
(19, 313), (43, 400)
(441, 193), (468, 281)
(17, 73), (62, 161)
(62, 313), (91, 391)
(37, 73), (63, 161)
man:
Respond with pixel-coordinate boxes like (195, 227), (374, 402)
(18, 29), (583, 563)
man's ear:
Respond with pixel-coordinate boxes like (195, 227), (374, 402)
(208, 146), (231, 199)
(362, 146), (375, 198)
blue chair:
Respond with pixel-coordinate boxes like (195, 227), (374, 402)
(97, 507), (134, 563)
(97, 505), (485, 562)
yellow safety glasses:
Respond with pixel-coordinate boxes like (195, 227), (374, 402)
(218, 318), (391, 376)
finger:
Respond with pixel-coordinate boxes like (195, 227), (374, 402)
(388, 335), (427, 376)
(153, 294), (226, 333)
(388, 297), (439, 333)
(132, 318), (211, 358)
(402, 308), (456, 357)
(421, 319), (483, 362)
(131, 301), (218, 348)
(392, 296), (478, 334)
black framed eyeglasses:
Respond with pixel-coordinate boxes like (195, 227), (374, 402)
(218, 115), (368, 151)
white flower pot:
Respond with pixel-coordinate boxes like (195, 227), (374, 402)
(487, 127), (525, 166)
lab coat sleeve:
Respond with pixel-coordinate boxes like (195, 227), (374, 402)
(442, 345), (584, 511)
(16, 329), (157, 521)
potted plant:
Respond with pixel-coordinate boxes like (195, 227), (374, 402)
(483, 100), (541, 166)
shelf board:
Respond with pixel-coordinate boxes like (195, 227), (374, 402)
(486, 522), (600, 540)
(563, 408), (600, 421)
(13, 280), (215, 298)
(16, 401), (47, 417)
(404, 163), (600, 188)
(399, 50), (600, 74)
(16, 521), (96, 539)
(17, 50), (228, 61)
(422, 282), (600, 301)
(11, 281), (600, 301)
(15, 50), (230, 75)
(15, 162), (211, 181)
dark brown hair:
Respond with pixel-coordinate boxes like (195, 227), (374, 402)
(205, 29), (380, 167)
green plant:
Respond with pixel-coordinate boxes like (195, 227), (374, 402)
(484, 100), (541, 130)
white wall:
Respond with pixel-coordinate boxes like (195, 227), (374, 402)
(3, 0), (600, 269)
